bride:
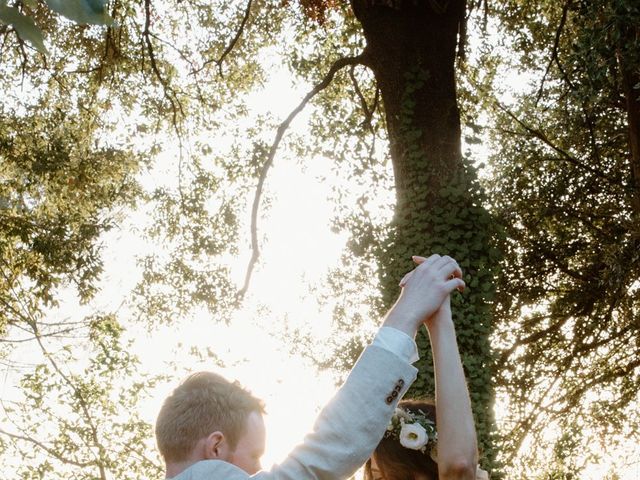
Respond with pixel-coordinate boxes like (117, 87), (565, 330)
(364, 256), (490, 480)
(363, 399), (489, 480)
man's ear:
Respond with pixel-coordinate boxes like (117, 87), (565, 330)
(203, 431), (231, 460)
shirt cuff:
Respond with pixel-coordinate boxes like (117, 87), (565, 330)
(372, 326), (419, 364)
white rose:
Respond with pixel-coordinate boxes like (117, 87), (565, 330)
(399, 422), (429, 450)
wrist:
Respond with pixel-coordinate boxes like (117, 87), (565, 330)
(424, 302), (454, 332)
(383, 304), (419, 338)
(424, 314), (456, 335)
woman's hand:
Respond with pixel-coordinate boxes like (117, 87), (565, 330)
(383, 254), (464, 337)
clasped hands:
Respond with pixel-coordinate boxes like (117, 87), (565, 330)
(383, 254), (464, 337)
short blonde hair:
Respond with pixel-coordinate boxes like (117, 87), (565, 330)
(155, 371), (265, 463)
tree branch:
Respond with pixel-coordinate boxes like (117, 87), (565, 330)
(149, 31), (212, 108)
(0, 267), (110, 480)
(194, 0), (253, 77)
(503, 376), (562, 463)
(348, 64), (377, 134)
(0, 325), (83, 343)
(31, 323), (109, 479)
(120, 442), (164, 475)
(494, 100), (620, 185)
(496, 314), (570, 368)
(0, 427), (96, 468)
(238, 53), (369, 300)
(142, 0), (184, 130)
(535, 0), (572, 106)
(542, 354), (640, 418)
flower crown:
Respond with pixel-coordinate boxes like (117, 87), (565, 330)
(385, 407), (438, 460)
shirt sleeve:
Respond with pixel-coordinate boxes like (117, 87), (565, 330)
(372, 326), (419, 364)
(256, 344), (418, 480)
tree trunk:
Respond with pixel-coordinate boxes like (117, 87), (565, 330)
(617, 25), (640, 229)
(351, 0), (499, 473)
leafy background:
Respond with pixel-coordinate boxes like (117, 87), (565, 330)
(1, 0), (639, 479)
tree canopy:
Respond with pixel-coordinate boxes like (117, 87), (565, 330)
(0, 0), (638, 478)
(486, 0), (640, 476)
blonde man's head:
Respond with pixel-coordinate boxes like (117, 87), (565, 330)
(155, 371), (265, 463)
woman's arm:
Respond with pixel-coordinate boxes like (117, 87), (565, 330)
(426, 296), (478, 480)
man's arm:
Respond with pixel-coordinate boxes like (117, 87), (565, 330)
(257, 342), (417, 480)
(254, 254), (465, 480)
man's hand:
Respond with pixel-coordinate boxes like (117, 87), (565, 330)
(383, 254), (464, 337)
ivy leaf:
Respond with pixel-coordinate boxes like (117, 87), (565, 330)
(45, 0), (114, 25)
(0, 5), (47, 53)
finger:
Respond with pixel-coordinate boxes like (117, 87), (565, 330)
(413, 254), (440, 270)
(448, 262), (463, 280)
(444, 278), (465, 293)
(432, 254), (452, 271)
(437, 256), (463, 279)
(433, 254), (455, 270)
(399, 271), (414, 287)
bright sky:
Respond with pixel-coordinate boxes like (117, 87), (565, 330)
(0, 52), (358, 475)
(125, 156), (351, 468)
(90, 63), (368, 471)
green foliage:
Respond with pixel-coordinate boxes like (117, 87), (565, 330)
(0, 2), (299, 476)
(1, 1), (173, 475)
(528, 422), (591, 480)
(0, 89), (153, 477)
(485, 0), (640, 475)
(0, 0), (112, 54)
(0, 105), (141, 321)
(0, 4), (47, 53)
(7, 315), (164, 479)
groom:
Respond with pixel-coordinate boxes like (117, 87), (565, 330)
(155, 254), (465, 479)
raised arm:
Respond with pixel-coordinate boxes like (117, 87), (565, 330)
(256, 254), (464, 480)
(428, 297), (477, 480)
(413, 256), (478, 480)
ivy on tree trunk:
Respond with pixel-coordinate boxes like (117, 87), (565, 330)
(352, 0), (500, 472)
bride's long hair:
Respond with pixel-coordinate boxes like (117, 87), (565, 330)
(364, 399), (438, 480)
